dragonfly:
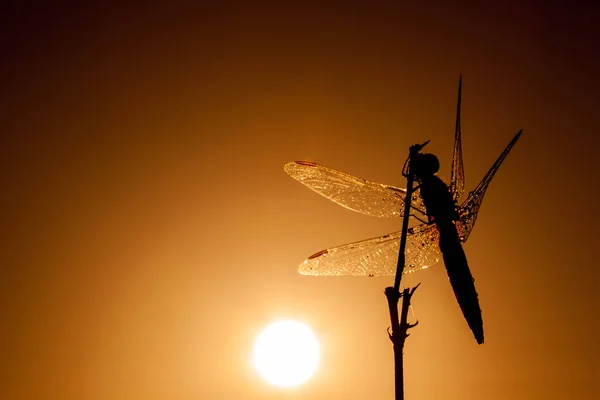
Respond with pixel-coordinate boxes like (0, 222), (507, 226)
(285, 77), (522, 344)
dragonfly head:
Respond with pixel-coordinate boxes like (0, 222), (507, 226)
(412, 153), (440, 178)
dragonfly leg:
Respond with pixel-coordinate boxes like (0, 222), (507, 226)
(409, 213), (429, 224)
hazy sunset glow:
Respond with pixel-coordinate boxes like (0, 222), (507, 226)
(4, 2), (598, 399)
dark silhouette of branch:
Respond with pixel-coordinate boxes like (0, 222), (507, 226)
(385, 283), (421, 400)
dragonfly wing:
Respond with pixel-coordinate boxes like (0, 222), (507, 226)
(450, 76), (465, 202)
(284, 161), (428, 218)
(298, 224), (440, 276)
(457, 130), (523, 241)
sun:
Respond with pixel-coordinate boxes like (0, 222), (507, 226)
(253, 320), (320, 387)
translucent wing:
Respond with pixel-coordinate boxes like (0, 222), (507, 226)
(450, 76), (465, 202)
(298, 224), (440, 276)
(457, 130), (523, 241)
(284, 161), (427, 218)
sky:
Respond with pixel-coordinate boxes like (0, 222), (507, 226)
(2, 2), (599, 399)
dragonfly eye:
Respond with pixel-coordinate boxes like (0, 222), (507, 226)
(413, 153), (440, 177)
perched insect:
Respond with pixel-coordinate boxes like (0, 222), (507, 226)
(285, 77), (522, 344)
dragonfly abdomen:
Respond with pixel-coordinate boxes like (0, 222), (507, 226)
(437, 224), (484, 344)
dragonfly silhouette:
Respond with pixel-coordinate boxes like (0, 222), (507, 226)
(285, 78), (522, 344)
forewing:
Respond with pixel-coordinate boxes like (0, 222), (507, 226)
(285, 161), (427, 218)
(450, 76), (465, 202)
(298, 224), (440, 276)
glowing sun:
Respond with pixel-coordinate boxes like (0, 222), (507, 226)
(253, 320), (320, 387)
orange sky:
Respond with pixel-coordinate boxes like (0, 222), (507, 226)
(3, 2), (599, 399)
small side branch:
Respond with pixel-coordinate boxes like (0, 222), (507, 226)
(385, 283), (421, 400)
(399, 283), (421, 340)
(387, 284), (421, 345)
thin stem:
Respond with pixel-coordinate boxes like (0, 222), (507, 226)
(387, 143), (425, 400)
